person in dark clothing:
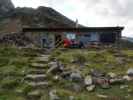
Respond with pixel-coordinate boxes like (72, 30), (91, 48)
(79, 41), (84, 48)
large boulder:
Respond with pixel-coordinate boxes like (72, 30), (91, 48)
(70, 72), (83, 82)
(86, 85), (95, 92)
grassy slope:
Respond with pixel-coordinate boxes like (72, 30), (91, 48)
(0, 47), (133, 100)
(50, 49), (133, 100)
(0, 46), (41, 100)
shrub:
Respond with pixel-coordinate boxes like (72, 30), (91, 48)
(1, 78), (20, 89)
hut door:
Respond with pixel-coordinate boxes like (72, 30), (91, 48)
(41, 38), (48, 48)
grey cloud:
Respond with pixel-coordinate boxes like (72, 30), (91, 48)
(12, 0), (133, 37)
(89, 0), (133, 19)
(50, 0), (133, 37)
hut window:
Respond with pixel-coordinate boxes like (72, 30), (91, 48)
(66, 33), (76, 40)
(84, 34), (91, 37)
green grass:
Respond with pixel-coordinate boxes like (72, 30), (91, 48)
(48, 48), (133, 100)
(51, 49), (133, 75)
(0, 47), (132, 100)
(0, 90), (25, 100)
(0, 46), (40, 100)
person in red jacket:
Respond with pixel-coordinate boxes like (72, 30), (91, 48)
(63, 38), (71, 48)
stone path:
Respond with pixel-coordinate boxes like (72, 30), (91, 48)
(24, 54), (50, 100)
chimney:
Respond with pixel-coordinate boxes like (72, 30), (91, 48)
(75, 19), (78, 28)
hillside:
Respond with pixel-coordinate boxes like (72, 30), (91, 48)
(122, 37), (133, 43)
(0, 0), (14, 18)
(0, 0), (80, 33)
(0, 1), (133, 100)
(0, 47), (133, 100)
(10, 6), (78, 28)
(120, 38), (133, 49)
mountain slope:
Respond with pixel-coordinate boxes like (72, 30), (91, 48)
(10, 6), (79, 28)
(120, 37), (133, 48)
(122, 37), (133, 43)
(0, 0), (14, 18)
(0, 0), (80, 33)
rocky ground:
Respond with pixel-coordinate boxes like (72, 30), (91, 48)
(0, 47), (133, 100)
(0, 33), (33, 47)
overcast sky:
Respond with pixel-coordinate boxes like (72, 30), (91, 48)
(12, 0), (133, 37)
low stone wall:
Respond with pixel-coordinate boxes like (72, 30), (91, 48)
(0, 32), (33, 47)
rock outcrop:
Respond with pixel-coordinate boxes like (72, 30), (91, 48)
(9, 6), (79, 28)
(0, 0), (14, 18)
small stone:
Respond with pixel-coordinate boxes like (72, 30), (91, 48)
(15, 89), (23, 94)
(27, 90), (41, 100)
(108, 72), (116, 78)
(49, 90), (60, 100)
(48, 61), (58, 67)
(86, 85), (95, 92)
(53, 75), (60, 81)
(47, 66), (57, 74)
(97, 94), (108, 99)
(84, 75), (93, 85)
(110, 78), (125, 84)
(47, 61), (64, 74)
(90, 69), (105, 77)
(28, 90), (41, 96)
(116, 57), (125, 64)
(120, 85), (128, 89)
(127, 68), (133, 77)
(22, 70), (25, 73)
(47, 65), (62, 75)
(69, 96), (74, 100)
(35, 56), (49, 62)
(71, 59), (77, 63)
(70, 72), (82, 82)
(127, 89), (132, 93)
